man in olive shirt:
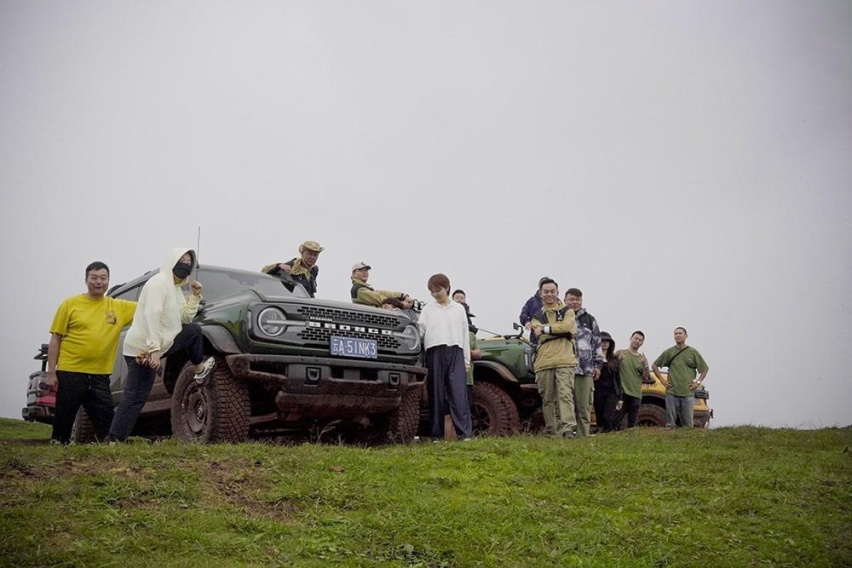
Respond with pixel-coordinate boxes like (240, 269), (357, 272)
(615, 331), (650, 428)
(652, 327), (709, 428)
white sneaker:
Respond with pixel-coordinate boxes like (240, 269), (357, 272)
(194, 357), (215, 384)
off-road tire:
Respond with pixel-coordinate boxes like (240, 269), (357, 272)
(636, 403), (667, 427)
(170, 357), (250, 443)
(71, 408), (96, 444)
(382, 386), (422, 444)
(471, 382), (520, 436)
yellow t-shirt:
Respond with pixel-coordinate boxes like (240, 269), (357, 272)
(49, 295), (137, 374)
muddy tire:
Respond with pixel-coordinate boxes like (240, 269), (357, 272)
(382, 387), (422, 444)
(636, 403), (667, 427)
(170, 358), (250, 443)
(71, 408), (96, 444)
(471, 382), (520, 436)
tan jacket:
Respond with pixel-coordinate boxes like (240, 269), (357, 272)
(531, 301), (578, 371)
(350, 278), (404, 307)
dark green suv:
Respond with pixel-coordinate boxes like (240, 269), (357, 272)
(24, 266), (427, 443)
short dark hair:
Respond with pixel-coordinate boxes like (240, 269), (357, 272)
(427, 273), (450, 292)
(537, 276), (551, 287)
(451, 289), (466, 298)
(631, 330), (645, 339)
(675, 326), (688, 335)
(539, 278), (558, 291)
(86, 261), (110, 277)
(565, 287), (582, 298)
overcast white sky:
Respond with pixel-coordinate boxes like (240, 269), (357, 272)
(2, 1), (850, 428)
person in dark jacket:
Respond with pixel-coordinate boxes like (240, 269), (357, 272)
(261, 240), (323, 297)
(519, 276), (550, 345)
(594, 331), (622, 433)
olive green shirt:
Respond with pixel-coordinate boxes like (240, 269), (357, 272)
(654, 346), (709, 397)
(466, 332), (478, 386)
(616, 350), (645, 399)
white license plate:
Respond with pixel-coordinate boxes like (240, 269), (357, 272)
(330, 336), (378, 359)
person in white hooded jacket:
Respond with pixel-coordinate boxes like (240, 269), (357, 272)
(108, 248), (215, 442)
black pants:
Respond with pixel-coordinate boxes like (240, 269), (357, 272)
(52, 371), (114, 444)
(109, 323), (204, 441)
(593, 387), (620, 432)
(426, 345), (472, 439)
(616, 394), (641, 429)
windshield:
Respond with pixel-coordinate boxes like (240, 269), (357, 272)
(193, 269), (310, 301)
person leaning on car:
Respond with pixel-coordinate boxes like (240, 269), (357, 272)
(350, 262), (413, 308)
(107, 248), (215, 443)
(47, 261), (136, 444)
(261, 240), (323, 297)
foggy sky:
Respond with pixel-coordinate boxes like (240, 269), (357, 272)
(2, 1), (850, 427)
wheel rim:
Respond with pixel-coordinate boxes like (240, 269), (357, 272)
(471, 401), (491, 434)
(183, 384), (210, 437)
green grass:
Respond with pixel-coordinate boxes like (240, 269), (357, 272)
(1, 419), (850, 567)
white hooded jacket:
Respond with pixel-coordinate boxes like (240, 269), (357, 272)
(122, 248), (202, 357)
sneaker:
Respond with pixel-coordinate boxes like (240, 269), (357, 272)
(194, 357), (215, 384)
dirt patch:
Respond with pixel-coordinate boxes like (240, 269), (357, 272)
(198, 458), (298, 522)
(0, 438), (50, 445)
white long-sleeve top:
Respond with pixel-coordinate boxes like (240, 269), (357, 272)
(123, 247), (201, 356)
(417, 299), (470, 365)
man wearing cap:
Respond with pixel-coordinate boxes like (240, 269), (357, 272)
(262, 240), (324, 297)
(350, 262), (412, 308)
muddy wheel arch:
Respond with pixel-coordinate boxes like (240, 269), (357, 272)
(170, 357), (250, 443)
(470, 381), (521, 436)
(636, 402), (667, 427)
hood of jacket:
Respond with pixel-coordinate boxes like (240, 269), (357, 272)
(161, 247), (196, 283)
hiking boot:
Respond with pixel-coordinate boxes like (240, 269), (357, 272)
(194, 357), (215, 384)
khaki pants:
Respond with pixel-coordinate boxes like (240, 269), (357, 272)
(536, 366), (577, 437)
(574, 374), (594, 437)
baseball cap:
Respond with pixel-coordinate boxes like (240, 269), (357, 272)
(351, 261), (371, 271)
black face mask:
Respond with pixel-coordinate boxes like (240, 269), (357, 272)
(173, 263), (192, 280)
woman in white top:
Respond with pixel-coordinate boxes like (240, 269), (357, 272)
(417, 273), (472, 440)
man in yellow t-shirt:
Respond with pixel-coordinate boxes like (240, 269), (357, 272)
(47, 262), (136, 444)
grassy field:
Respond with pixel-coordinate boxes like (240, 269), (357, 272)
(1, 418), (850, 567)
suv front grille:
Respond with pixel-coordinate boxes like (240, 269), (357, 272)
(296, 306), (401, 328)
(299, 326), (401, 350)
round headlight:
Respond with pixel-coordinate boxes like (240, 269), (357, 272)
(400, 324), (420, 351)
(258, 307), (288, 337)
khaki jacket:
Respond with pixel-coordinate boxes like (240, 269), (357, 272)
(350, 278), (404, 307)
(531, 301), (578, 371)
